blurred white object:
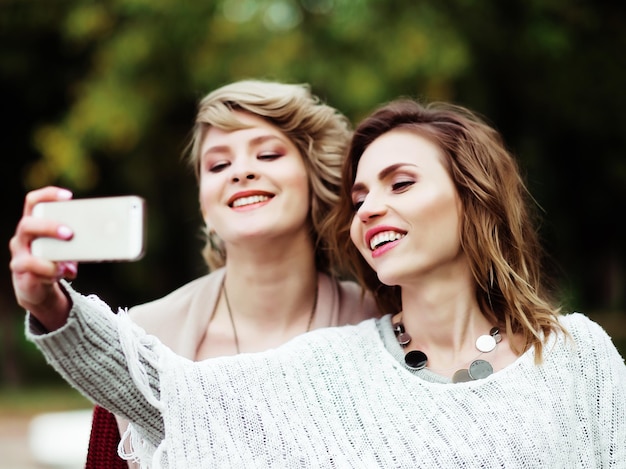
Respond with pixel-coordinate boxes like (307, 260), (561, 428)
(28, 409), (92, 468)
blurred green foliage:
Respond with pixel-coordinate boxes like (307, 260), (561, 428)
(1, 0), (625, 387)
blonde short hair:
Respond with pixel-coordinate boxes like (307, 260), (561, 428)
(188, 80), (352, 272)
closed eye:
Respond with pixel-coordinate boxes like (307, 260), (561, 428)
(258, 153), (283, 161)
(208, 161), (230, 173)
(352, 195), (366, 212)
(392, 180), (414, 191)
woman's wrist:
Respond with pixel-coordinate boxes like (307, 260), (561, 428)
(30, 282), (73, 332)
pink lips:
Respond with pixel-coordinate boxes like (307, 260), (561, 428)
(365, 225), (406, 258)
(227, 190), (274, 210)
(371, 239), (402, 258)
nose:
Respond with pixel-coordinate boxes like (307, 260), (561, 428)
(231, 172), (256, 183)
(230, 158), (258, 183)
(355, 193), (386, 223)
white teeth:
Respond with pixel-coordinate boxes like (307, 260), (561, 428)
(370, 231), (405, 250)
(232, 195), (269, 208)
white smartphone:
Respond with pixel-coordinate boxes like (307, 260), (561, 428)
(31, 195), (146, 262)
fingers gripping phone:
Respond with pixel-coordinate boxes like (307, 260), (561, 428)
(31, 196), (146, 262)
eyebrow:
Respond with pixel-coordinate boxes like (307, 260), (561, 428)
(203, 134), (287, 157)
(351, 163), (417, 194)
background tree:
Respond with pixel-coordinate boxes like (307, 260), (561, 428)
(2, 0), (624, 387)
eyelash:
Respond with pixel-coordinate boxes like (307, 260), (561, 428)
(352, 179), (415, 211)
(208, 162), (228, 173)
(352, 200), (364, 211)
(258, 152), (282, 161)
(206, 153), (283, 173)
(391, 180), (414, 191)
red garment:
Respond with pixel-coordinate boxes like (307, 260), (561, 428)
(85, 405), (128, 469)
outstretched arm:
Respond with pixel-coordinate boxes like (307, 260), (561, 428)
(10, 187), (164, 449)
(26, 280), (165, 447)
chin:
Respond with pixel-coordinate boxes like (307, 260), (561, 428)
(375, 270), (402, 287)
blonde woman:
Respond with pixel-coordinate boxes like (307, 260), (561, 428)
(12, 80), (378, 467)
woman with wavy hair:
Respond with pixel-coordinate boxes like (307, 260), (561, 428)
(331, 99), (566, 365)
(13, 98), (624, 467)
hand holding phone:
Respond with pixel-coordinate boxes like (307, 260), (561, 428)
(31, 196), (146, 262)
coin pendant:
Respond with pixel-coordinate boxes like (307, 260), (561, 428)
(452, 369), (473, 383)
(475, 334), (497, 353)
(468, 359), (493, 379)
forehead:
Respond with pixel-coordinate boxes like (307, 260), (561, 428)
(355, 130), (445, 178)
(200, 111), (289, 151)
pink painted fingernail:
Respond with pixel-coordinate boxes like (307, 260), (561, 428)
(62, 262), (78, 277)
(57, 225), (73, 239)
(56, 262), (77, 279)
(58, 189), (73, 200)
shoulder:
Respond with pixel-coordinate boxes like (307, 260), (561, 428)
(555, 312), (625, 373)
(558, 312), (615, 345)
(334, 278), (381, 323)
(129, 269), (224, 331)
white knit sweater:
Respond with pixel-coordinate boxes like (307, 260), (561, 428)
(28, 285), (626, 468)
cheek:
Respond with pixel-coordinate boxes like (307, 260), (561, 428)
(287, 164), (310, 195)
(296, 176), (311, 202)
(424, 188), (459, 222)
(349, 218), (362, 249)
(284, 168), (312, 210)
(428, 196), (462, 249)
(443, 195), (462, 234)
(198, 179), (217, 221)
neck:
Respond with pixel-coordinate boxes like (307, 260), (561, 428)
(397, 275), (492, 370)
(223, 270), (318, 354)
(220, 267), (318, 355)
(221, 238), (319, 330)
(224, 223), (315, 268)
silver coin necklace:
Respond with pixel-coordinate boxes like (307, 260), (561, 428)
(393, 316), (502, 383)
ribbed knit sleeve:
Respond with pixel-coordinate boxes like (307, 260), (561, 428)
(25, 282), (164, 447)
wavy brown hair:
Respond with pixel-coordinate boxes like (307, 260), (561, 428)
(187, 80), (352, 273)
(326, 99), (565, 362)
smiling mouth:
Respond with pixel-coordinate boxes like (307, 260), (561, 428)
(369, 231), (405, 250)
(231, 195), (271, 208)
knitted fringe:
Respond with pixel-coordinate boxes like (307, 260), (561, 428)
(117, 310), (167, 468)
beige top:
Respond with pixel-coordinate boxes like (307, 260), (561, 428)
(128, 267), (380, 359)
(116, 267), (380, 465)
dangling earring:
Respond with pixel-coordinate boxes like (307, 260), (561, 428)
(206, 227), (225, 259)
(487, 265), (495, 313)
